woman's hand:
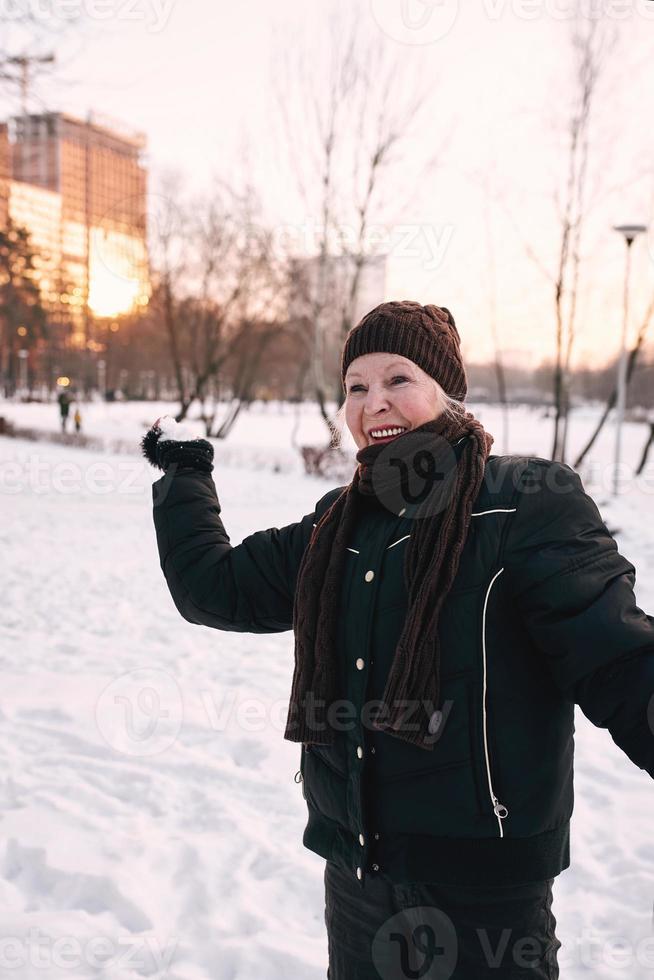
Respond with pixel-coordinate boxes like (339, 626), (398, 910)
(140, 415), (214, 473)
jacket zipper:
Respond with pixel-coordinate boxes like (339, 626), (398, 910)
(481, 567), (509, 836)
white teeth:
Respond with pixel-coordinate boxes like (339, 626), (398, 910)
(370, 426), (406, 439)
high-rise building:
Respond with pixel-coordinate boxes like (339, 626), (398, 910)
(8, 111), (149, 344)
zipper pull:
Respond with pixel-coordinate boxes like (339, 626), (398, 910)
(493, 797), (509, 819)
(294, 768), (307, 800)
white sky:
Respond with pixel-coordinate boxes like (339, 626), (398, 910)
(1, 0), (654, 369)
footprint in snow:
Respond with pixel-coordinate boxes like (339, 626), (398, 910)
(227, 736), (269, 769)
(2, 838), (152, 933)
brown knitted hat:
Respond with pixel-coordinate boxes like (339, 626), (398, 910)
(340, 300), (467, 401)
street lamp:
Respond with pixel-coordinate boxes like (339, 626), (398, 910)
(611, 223), (648, 496)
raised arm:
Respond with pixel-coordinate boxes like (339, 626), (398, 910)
(153, 467), (320, 633)
(145, 417), (343, 634)
(504, 457), (654, 777)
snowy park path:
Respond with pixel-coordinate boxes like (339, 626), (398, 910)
(1, 406), (653, 979)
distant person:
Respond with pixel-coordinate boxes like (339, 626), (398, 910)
(74, 406), (82, 434)
(141, 301), (654, 979)
(57, 390), (72, 432)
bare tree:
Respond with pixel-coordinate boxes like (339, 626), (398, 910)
(149, 175), (285, 435)
(551, 18), (618, 462)
(273, 7), (447, 446)
(635, 415), (654, 476)
(574, 292), (654, 470)
(490, 17), (618, 463)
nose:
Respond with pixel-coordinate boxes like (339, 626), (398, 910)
(363, 384), (392, 416)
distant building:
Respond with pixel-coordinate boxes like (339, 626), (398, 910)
(7, 177), (62, 316)
(5, 111), (149, 346)
(290, 253), (386, 338)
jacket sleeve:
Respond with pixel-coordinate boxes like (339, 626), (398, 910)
(504, 457), (654, 777)
(152, 467), (337, 633)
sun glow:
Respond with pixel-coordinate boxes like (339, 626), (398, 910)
(88, 227), (150, 318)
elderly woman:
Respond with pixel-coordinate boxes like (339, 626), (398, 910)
(143, 301), (654, 979)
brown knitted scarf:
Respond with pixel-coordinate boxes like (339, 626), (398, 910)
(284, 406), (494, 752)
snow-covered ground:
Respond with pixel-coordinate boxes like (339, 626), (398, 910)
(1, 399), (653, 979)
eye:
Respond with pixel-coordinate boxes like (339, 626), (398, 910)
(347, 376), (409, 393)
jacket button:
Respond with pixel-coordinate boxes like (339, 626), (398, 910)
(359, 833), (365, 846)
(357, 745), (363, 759)
(364, 570), (375, 582)
(372, 863), (380, 872)
(374, 833), (380, 840)
(356, 867), (362, 880)
(370, 747), (376, 754)
(356, 658), (365, 670)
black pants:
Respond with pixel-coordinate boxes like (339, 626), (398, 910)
(324, 860), (561, 979)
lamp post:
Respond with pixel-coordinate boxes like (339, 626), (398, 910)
(611, 224), (647, 496)
(17, 349), (29, 398)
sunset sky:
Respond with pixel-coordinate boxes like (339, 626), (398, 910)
(1, 0), (653, 370)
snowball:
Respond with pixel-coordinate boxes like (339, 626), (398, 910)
(157, 416), (199, 443)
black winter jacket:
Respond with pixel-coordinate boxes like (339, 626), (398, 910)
(152, 448), (654, 889)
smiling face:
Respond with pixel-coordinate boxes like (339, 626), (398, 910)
(344, 352), (446, 450)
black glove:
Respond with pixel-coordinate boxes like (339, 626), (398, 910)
(141, 417), (214, 473)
